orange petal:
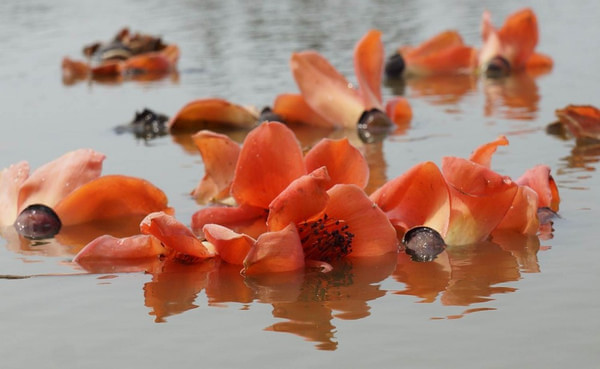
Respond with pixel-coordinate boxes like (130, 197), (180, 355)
(525, 52), (553, 70)
(243, 223), (305, 275)
(141, 212), (216, 259)
(515, 165), (560, 211)
(469, 135), (509, 168)
(54, 175), (170, 226)
(160, 44), (180, 65)
(91, 61), (123, 77)
(495, 185), (540, 234)
(0, 161), (29, 226)
(267, 167), (330, 231)
(231, 122), (306, 208)
(370, 161), (450, 235)
(73, 234), (165, 262)
(385, 97), (413, 126)
(203, 224), (255, 265)
(61, 57), (90, 83)
(407, 45), (477, 76)
(353, 29), (384, 109)
(291, 51), (365, 128)
(17, 149), (105, 213)
(191, 130), (241, 203)
(442, 157), (519, 245)
(122, 53), (171, 74)
(326, 184), (398, 257)
(304, 138), (369, 189)
(168, 98), (258, 132)
(405, 30), (466, 59)
(272, 93), (332, 127)
(555, 104), (600, 140)
(191, 204), (266, 238)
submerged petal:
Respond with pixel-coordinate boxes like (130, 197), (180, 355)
(0, 161), (29, 226)
(54, 175), (170, 226)
(291, 51), (365, 128)
(191, 130), (241, 203)
(168, 98), (258, 132)
(370, 161), (451, 236)
(353, 29), (384, 109)
(141, 212), (216, 259)
(325, 184), (398, 257)
(231, 122), (306, 209)
(304, 138), (369, 190)
(243, 223), (305, 275)
(203, 224), (255, 265)
(73, 234), (165, 262)
(17, 149), (105, 213)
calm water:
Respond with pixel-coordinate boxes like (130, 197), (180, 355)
(1, 0), (599, 367)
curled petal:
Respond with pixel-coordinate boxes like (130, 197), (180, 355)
(203, 224), (255, 265)
(515, 165), (560, 211)
(168, 98), (258, 132)
(370, 161), (450, 236)
(304, 138), (369, 189)
(231, 122), (306, 208)
(0, 161), (29, 226)
(291, 51), (365, 128)
(191, 204), (266, 238)
(272, 94), (333, 127)
(555, 105), (600, 140)
(54, 175), (170, 226)
(495, 185), (540, 234)
(73, 234), (165, 262)
(243, 224), (305, 275)
(191, 130), (241, 203)
(442, 157), (519, 245)
(353, 29), (384, 109)
(326, 184), (398, 257)
(17, 149), (105, 213)
(385, 97), (413, 126)
(267, 167), (331, 231)
(141, 212), (216, 259)
(469, 135), (509, 168)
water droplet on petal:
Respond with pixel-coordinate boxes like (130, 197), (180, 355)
(14, 204), (62, 240)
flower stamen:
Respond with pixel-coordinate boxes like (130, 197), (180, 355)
(297, 213), (354, 262)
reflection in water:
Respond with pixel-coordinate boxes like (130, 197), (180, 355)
(483, 72), (541, 120)
(406, 74), (477, 106)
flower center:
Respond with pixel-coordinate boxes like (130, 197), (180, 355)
(297, 214), (354, 262)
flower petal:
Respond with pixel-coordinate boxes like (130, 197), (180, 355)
(267, 167), (331, 231)
(243, 223), (305, 275)
(17, 149), (105, 213)
(203, 224), (255, 265)
(272, 93), (333, 127)
(141, 212), (216, 259)
(495, 185), (540, 234)
(191, 204), (266, 238)
(555, 104), (600, 140)
(304, 138), (369, 190)
(231, 122), (306, 208)
(353, 29), (384, 109)
(168, 98), (258, 132)
(370, 161), (451, 236)
(442, 157), (519, 245)
(469, 135), (509, 168)
(54, 175), (170, 226)
(326, 184), (398, 257)
(0, 161), (29, 226)
(291, 51), (365, 128)
(73, 234), (165, 262)
(385, 97), (413, 126)
(515, 165), (560, 211)
(191, 130), (241, 203)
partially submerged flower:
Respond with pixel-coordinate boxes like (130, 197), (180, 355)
(553, 104), (600, 141)
(479, 8), (553, 77)
(272, 30), (412, 134)
(168, 98), (259, 133)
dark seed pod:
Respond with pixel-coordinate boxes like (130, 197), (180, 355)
(402, 226), (446, 262)
(258, 106), (285, 123)
(484, 55), (511, 78)
(357, 108), (393, 143)
(14, 204), (62, 240)
(384, 52), (406, 79)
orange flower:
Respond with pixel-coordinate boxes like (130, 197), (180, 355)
(371, 136), (559, 246)
(479, 8), (553, 77)
(385, 30), (478, 77)
(554, 104), (600, 141)
(0, 149), (171, 241)
(272, 30), (412, 129)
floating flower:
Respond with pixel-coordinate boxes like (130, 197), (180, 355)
(0, 149), (171, 243)
(271, 30), (412, 134)
(371, 136), (559, 247)
(553, 104), (600, 141)
(168, 98), (259, 132)
(479, 8), (553, 77)
(385, 30), (478, 78)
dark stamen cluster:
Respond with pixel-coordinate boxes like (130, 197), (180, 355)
(297, 214), (354, 262)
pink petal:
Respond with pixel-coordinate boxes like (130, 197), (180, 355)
(191, 204), (266, 238)
(515, 165), (560, 211)
(73, 234), (165, 262)
(0, 161), (29, 226)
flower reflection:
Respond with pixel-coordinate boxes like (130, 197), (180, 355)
(406, 74), (478, 106)
(483, 72), (541, 120)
